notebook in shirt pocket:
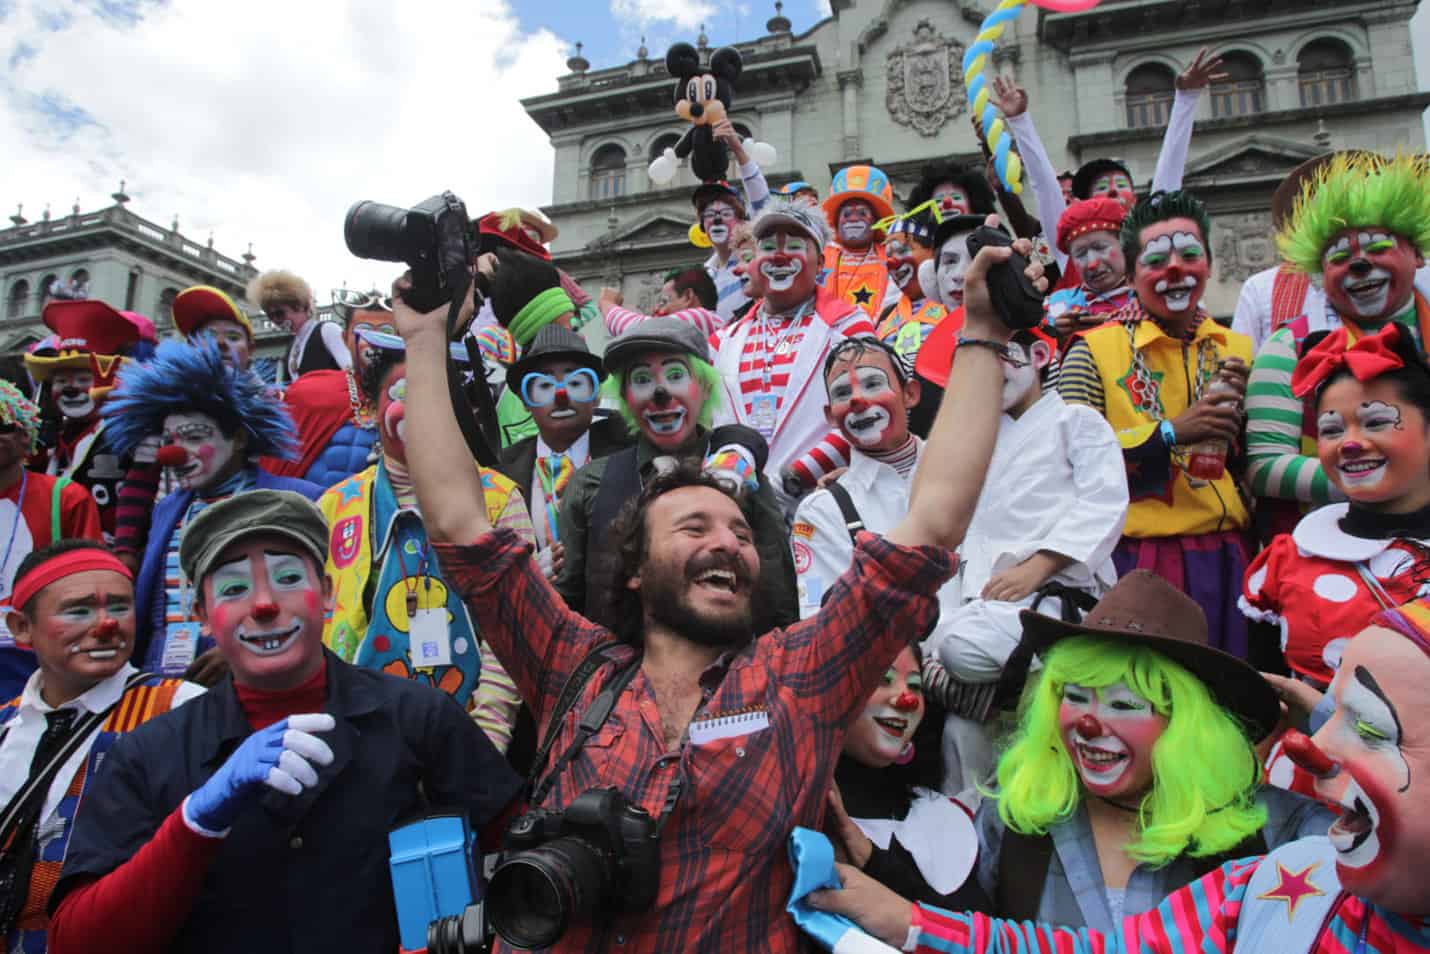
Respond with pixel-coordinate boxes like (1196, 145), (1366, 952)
(690, 725), (785, 854)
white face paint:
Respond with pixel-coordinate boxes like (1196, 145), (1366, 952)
(1317, 401), (1404, 491)
(52, 369), (96, 420)
(701, 200), (737, 247)
(210, 553), (311, 657)
(999, 341), (1041, 412)
(161, 412), (240, 491)
(757, 234), (809, 291)
(831, 363), (895, 447)
(1058, 680), (1166, 798)
(1333, 232), (1397, 317)
(837, 200), (875, 246)
(926, 230), (976, 310)
(1322, 667), (1405, 869)
(932, 183), (971, 215)
(1140, 234), (1200, 312)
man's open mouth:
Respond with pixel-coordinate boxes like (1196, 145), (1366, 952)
(761, 261), (802, 290)
(873, 715), (908, 737)
(643, 407), (687, 435)
(237, 621), (302, 656)
(692, 567), (740, 595)
(844, 407), (889, 446)
(1154, 277), (1198, 312)
(1328, 777), (1381, 868)
(707, 225), (729, 243)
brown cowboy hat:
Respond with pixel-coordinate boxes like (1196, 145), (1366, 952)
(1014, 570), (1280, 741)
(1271, 150), (1378, 232)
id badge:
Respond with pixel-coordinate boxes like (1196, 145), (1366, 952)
(411, 608), (452, 669)
(161, 622), (201, 677)
(750, 394), (778, 440)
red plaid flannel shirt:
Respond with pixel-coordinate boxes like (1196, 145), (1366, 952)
(433, 527), (954, 953)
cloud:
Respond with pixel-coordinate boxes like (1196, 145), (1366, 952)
(610, 0), (717, 32)
(1, 0), (568, 304)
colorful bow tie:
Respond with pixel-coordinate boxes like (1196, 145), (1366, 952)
(1290, 323), (1407, 398)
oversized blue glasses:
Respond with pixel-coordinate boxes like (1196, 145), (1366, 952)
(520, 368), (599, 408)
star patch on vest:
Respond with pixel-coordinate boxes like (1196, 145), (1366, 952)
(1255, 861), (1325, 921)
(850, 285), (876, 306)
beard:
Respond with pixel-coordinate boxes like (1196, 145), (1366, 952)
(640, 550), (760, 650)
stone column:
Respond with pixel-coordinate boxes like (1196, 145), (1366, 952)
(838, 69), (863, 160)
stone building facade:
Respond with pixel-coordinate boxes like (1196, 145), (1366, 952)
(0, 187), (294, 381)
(522, 0), (1428, 349)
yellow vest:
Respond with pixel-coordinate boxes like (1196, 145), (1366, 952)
(319, 462), (518, 665)
(1082, 317), (1253, 538)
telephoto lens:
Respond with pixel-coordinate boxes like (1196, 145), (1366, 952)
(343, 201), (414, 263)
(426, 903), (488, 954)
(485, 833), (611, 949)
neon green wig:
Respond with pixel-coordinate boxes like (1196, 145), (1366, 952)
(1277, 152), (1430, 275)
(602, 355), (724, 436)
(994, 635), (1266, 866)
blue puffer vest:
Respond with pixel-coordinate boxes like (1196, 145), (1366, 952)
(303, 421), (378, 489)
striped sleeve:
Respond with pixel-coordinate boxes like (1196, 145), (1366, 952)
(738, 158), (771, 214)
(605, 304), (727, 338)
(1245, 327), (1336, 503)
(1053, 339), (1105, 414)
(910, 856), (1255, 954)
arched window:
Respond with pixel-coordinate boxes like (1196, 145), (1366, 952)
(649, 133), (681, 164)
(39, 274), (58, 305)
(732, 123), (753, 142)
(1124, 63), (1176, 129)
(157, 287), (179, 326)
(1209, 52), (1265, 118)
(1299, 38), (1357, 107)
(590, 144), (627, 200)
(6, 280), (29, 319)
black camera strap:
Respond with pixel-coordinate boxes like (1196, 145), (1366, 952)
(440, 273), (500, 469)
(528, 643), (641, 808)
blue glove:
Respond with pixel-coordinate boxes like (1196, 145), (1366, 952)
(183, 713), (336, 834)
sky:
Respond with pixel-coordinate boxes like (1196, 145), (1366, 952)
(0, 0), (1425, 304)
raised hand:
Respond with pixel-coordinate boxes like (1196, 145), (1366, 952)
(1176, 47), (1228, 91)
(184, 713), (336, 832)
(989, 75), (1028, 118)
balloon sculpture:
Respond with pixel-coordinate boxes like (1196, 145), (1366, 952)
(963, 0), (1104, 194)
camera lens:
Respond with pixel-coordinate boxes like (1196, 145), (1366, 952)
(344, 200), (413, 263)
(487, 836), (609, 949)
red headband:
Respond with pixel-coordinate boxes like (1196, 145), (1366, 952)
(11, 550), (133, 612)
(1290, 323), (1406, 398)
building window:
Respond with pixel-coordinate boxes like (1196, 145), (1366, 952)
(1299, 38), (1357, 107)
(70, 268), (90, 298)
(590, 145), (627, 201)
(1125, 63), (1176, 129)
(157, 287), (179, 326)
(6, 280), (29, 319)
(732, 123), (753, 142)
(125, 270), (141, 310)
(1209, 52), (1265, 118)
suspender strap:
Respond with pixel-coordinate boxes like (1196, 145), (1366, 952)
(824, 481), (864, 544)
(527, 643), (638, 807)
(50, 476), (72, 543)
(0, 670), (154, 847)
(995, 827), (1055, 922)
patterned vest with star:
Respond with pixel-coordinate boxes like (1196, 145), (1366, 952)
(0, 675), (184, 953)
(1081, 312), (1253, 539)
(821, 243), (891, 321)
(319, 461), (516, 706)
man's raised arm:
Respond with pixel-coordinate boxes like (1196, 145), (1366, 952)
(392, 275), (493, 545)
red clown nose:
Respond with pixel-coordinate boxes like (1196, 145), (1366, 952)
(1074, 714), (1103, 740)
(1282, 729), (1340, 779)
(156, 445), (189, 469)
(892, 690), (920, 711)
(93, 617), (119, 638)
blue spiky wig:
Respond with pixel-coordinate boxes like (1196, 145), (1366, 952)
(102, 338), (297, 460)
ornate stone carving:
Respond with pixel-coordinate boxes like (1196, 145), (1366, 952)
(885, 20), (966, 138)
(1214, 212), (1278, 284)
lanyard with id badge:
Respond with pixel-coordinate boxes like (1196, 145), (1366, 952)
(394, 529), (452, 669)
(750, 303), (808, 440)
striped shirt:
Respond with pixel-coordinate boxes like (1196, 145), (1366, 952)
(605, 304), (726, 339)
(706, 158), (772, 322)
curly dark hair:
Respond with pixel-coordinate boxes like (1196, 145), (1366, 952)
(1119, 190), (1213, 269)
(906, 160), (997, 216)
(589, 458), (780, 647)
(359, 345), (405, 408)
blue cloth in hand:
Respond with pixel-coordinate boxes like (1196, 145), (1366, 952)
(786, 827), (900, 953)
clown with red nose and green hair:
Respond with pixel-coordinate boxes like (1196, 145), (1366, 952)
(1246, 153), (1430, 518)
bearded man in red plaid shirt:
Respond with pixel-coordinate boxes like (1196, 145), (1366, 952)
(392, 228), (1044, 953)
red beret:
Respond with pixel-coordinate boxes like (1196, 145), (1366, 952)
(1056, 198), (1127, 255)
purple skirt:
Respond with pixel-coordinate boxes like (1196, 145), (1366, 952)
(1113, 531), (1252, 660)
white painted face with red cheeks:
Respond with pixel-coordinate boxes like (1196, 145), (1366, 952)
(624, 352), (703, 451)
(1092, 172), (1135, 209)
(161, 412), (239, 491)
(844, 646), (925, 768)
(837, 199), (876, 248)
(1058, 680), (1168, 800)
(932, 182), (971, 216)
(1315, 375), (1430, 506)
(825, 351), (910, 453)
(52, 369), (96, 420)
(1322, 228), (1422, 321)
(753, 227), (819, 312)
(1133, 219), (1209, 321)
(1068, 230), (1127, 294)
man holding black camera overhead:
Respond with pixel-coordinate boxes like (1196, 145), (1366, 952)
(396, 226), (1047, 950)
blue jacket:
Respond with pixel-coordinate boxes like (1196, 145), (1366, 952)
(303, 420), (378, 489)
(133, 466), (322, 664)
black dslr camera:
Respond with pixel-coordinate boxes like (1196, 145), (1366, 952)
(344, 192), (473, 313)
(484, 788), (660, 950)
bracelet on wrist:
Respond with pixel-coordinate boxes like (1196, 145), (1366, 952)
(1159, 420), (1177, 446)
(955, 336), (1011, 358)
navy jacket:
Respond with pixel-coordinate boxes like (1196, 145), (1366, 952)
(52, 650), (523, 954)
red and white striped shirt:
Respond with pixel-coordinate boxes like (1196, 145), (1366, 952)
(604, 304), (726, 340)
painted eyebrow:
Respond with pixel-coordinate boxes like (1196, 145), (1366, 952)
(1353, 665), (1403, 740)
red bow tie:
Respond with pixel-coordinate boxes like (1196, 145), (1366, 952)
(1290, 323), (1406, 398)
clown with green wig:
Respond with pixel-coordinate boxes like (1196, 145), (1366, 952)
(802, 569), (1333, 941)
(553, 316), (797, 626)
(1246, 153), (1430, 520)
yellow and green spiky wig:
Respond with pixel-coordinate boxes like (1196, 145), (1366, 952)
(1277, 152), (1430, 275)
